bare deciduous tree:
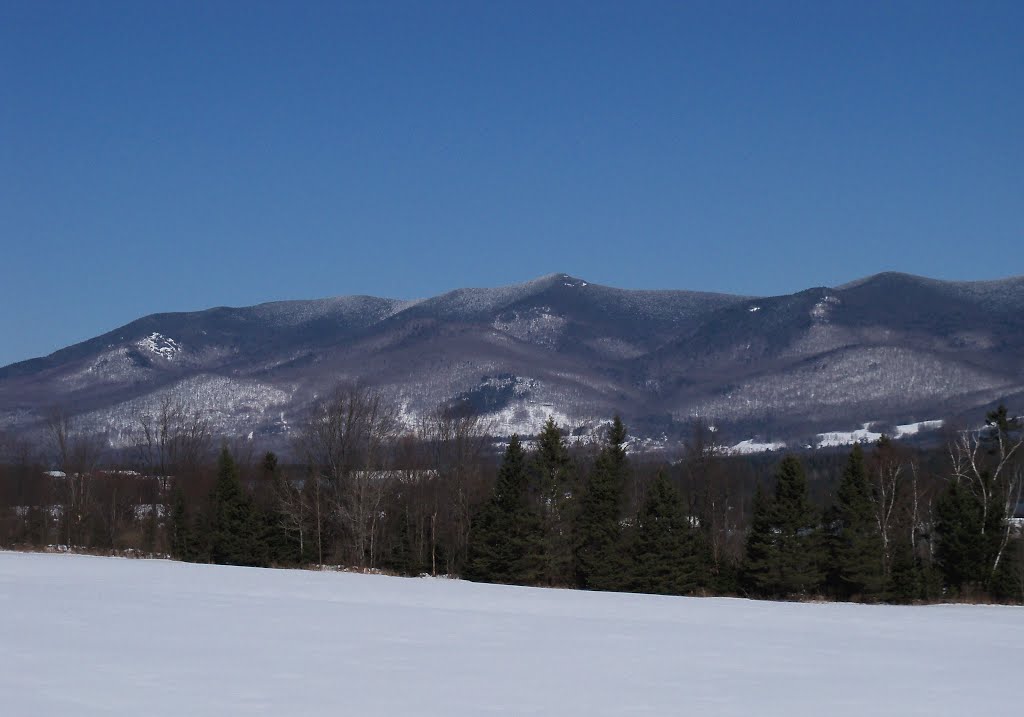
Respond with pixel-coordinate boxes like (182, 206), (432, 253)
(135, 397), (212, 489)
(46, 408), (106, 547)
(293, 384), (401, 568)
(415, 402), (493, 575)
(681, 421), (741, 580)
(867, 436), (910, 577)
(134, 398), (212, 552)
(275, 468), (308, 561)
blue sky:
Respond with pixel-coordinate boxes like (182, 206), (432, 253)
(1, 1), (1021, 367)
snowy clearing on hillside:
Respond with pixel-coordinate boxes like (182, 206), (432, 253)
(817, 423), (884, 447)
(895, 419), (944, 437)
(729, 438), (787, 454)
(1, 553), (1020, 716)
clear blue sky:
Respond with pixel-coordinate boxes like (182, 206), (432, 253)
(1, 1), (1021, 367)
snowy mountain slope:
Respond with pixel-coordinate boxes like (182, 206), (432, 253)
(1, 552), (1020, 717)
(1, 272), (1022, 446)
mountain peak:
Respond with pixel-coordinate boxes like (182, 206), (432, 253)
(533, 272), (590, 289)
(835, 271), (929, 291)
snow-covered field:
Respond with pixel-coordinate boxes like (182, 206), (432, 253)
(1, 553), (1020, 716)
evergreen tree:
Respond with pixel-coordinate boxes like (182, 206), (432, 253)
(773, 455), (823, 596)
(575, 416), (629, 591)
(742, 455), (822, 598)
(169, 484), (192, 561)
(887, 539), (927, 604)
(253, 504), (286, 566)
(828, 445), (885, 600)
(631, 472), (702, 595)
(936, 405), (1023, 595)
(262, 451), (279, 476)
(140, 504), (158, 554)
(742, 482), (778, 596)
(207, 446), (263, 567)
(465, 436), (543, 584)
(255, 452), (291, 565)
(934, 478), (988, 594)
(387, 513), (414, 576)
(990, 544), (1022, 603)
(532, 417), (576, 586)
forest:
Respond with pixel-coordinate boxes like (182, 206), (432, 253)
(1, 385), (1021, 604)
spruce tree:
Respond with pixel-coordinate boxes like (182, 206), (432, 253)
(169, 485), (192, 561)
(533, 417), (576, 586)
(631, 472), (701, 595)
(829, 445), (885, 600)
(887, 540), (924, 603)
(255, 452), (290, 565)
(207, 446), (262, 567)
(388, 514), (414, 576)
(934, 478), (988, 594)
(465, 436), (543, 584)
(773, 455), (823, 596)
(742, 455), (822, 598)
(575, 416), (629, 591)
(742, 482), (779, 596)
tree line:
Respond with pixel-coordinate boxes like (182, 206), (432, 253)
(0, 388), (1021, 604)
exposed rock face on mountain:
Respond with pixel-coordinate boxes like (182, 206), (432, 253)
(2, 272), (1022, 449)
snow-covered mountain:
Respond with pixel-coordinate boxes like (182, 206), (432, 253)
(2, 271), (1023, 449)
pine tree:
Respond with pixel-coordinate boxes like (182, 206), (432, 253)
(465, 436), (543, 584)
(631, 472), (702, 595)
(575, 416), (629, 591)
(829, 445), (885, 600)
(532, 417), (576, 586)
(207, 446), (263, 567)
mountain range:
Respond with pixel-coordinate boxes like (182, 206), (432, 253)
(2, 271), (1022, 452)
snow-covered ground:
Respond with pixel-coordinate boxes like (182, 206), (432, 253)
(817, 423), (885, 447)
(729, 438), (787, 454)
(1, 552), (1020, 716)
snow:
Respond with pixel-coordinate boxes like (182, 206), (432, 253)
(894, 419), (944, 437)
(249, 294), (420, 329)
(138, 332), (181, 359)
(815, 420), (945, 448)
(485, 399), (576, 437)
(0, 552), (1019, 716)
(810, 295), (839, 321)
(817, 423), (883, 447)
(729, 438), (787, 454)
(492, 305), (567, 347)
(692, 346), (1011, 424)
(86, 375), (291, 446)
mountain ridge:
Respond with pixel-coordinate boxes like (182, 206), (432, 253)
(2, 271), (1022, 449)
